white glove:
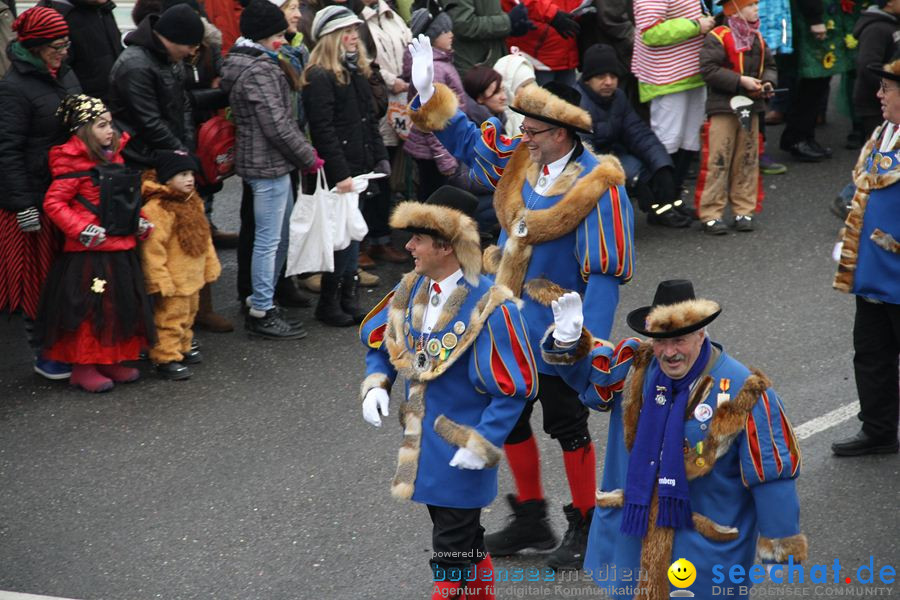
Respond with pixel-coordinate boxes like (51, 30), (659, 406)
(362, 387), (390, 427)
(408, 34), (435, 104)
(449, 447), (487, 470)
(138, 217), (154, 237)
(78, 223), (107, 248)
(551, 291), (584, 345)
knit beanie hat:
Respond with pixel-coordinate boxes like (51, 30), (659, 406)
(154, 4), (205, 45)
(156, 150), (198, 184)
(311, 5), (362, 42)
(240, 0), (288, 41)
(12, 7), (69, 49)
(410, 8), (452, 41)
(581, 44), (622, 80)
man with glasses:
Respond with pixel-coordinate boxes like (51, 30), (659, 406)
(407, 34), (634, 570)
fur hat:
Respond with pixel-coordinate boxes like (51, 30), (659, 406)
(389, 186), (482, 285)
(868, 57), (900, 83)
(240, 0), (288, 41)
(626, 280), (721, 338)
(156, 150), (198, 184)
(154, 4), (204, 45)
(12, 7), (69, 48)
(509, 81), (592, 134)
(311, 5), (362, 42)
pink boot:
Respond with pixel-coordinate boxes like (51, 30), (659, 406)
(96, 363), (140, 383)
(70, 364), (114, 393)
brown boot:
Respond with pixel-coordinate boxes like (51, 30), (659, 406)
(358, 250), (376, 269)
(195, 283), (234, 332)
(369, 243), (409, 263)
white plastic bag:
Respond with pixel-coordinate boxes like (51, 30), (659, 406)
(331, 173), (384, 251)
(286, 170), (334, 275)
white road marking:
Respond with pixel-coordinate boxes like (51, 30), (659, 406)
(0, 593), (80, 600)
(794, 402), (858, 440)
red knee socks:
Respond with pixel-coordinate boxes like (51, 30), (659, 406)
(504, 436), (543, 502)
(562, 442), (597, 517)
(467, 555), (495, 599)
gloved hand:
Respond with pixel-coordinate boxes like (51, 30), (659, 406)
(508, 3), (536, 37)
(78, 223), (107, 248)
(551, 291), (583, 345)
(374, 159), (392, 176)
(408, 34), (435, 104)
(137, 217), (154, 237)
(362, 387), (390, 427)
(648, 166), (676, 204)
(449, 447), (487, 470)
(16, 207), (41, 233)
(550, 10), (580, 38)
(303, 149), (325, 175)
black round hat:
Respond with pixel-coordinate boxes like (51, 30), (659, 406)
(626, 279), (721, 339)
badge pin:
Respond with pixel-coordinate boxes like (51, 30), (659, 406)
(716, 392), (730, 407)
(693, 403), (713, 423)
(453, 321), (466, 335)
(695, 457), (706, 467)
(655, 393), (667, 406)
(514, 217), (528, 238)
(441, 332), (458, 350)
(430, 294), (441, 306)
(881, 155), (893, 170)
(696, 441), (704, 455)
(537, 176), (547, 187)
(426, 338), (442, 357)
(414, 350), (430, 372)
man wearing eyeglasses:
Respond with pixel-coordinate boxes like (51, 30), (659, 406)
(407, 34), (634, 571)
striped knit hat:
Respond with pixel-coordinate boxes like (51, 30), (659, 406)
(311, 6), (361, 43)
(13, 7), (69, 49)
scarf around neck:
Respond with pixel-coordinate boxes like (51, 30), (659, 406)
(620, 336), (712, 538)
(728, 16), (760, 52)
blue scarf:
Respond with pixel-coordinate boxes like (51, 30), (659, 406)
(620, 337), (711, 537)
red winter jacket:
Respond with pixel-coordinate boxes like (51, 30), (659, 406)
(501, 0), (581, 71)
(43, 132), (144, 253)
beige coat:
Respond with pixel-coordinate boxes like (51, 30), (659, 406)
(362, 0), (412, 145)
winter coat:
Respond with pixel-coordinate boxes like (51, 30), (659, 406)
(757, 0), (792, 54)
(220, 45), (316, 179)
(577, 83), (672, 176)
(139, 174), (221, 297)
(0, 2), (14, 77)
(0, 43), (82, 213)
(576, 0), (635, 70)
(853, 6), (900, 120)
(361, 0), (412, 145)
(183, 40), (225, 125)
(282, 31), (309, 130)
(791, 0), (860, 78)
(500, 0), (579, 71)
(437, 0), (510, 73)
(108, 15), (192, 168)
(402, 46), (465, 172)
(43, 133), (145, 253)
(699, 25), (776, 115)
(303, 63), (389, 186)
(38, 0), (123, 101)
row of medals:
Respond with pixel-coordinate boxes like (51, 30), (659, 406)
(409, 318), (467, 373)
(870, 152), (896, 174)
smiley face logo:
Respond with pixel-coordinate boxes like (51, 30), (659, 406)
(668, 558), (696, 589)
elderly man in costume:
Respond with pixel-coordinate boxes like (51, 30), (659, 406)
(406, 34), (634, 570)
(542, 280), (806, 599)
(359, 186), (539, 600)
(831, 59), (900, 457)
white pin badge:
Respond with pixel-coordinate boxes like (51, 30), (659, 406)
(694, 403), (713, 423)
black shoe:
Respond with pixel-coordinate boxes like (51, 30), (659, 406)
(273, 305), (305, 328)
(733, 214), (754, 232)
(808, 139), (833, 158)
(484, 494), (558, 556)
(647, 206), (692, 228)
(246, 309), (308, 340)
(190, 337), (201, 351)
(547, 505), (593, 571)
(275, 276), (312, 308)
(783, 141), (825, 162)
(672, 198), (698, 221)
(831, 195), (852, 220)
(181, 349), (203, 365)
(340, 273), (367, 323)
(831, 430), (899, 457)
(316, 274), (355, 327)
(702, 219), (728, 235)
(155, 361), (192, 380)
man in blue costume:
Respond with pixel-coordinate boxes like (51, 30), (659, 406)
(541, 281), (807, 599)
(359, 186), (539, 600)
(406, 34), (635, 569)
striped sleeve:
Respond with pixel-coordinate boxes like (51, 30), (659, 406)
(575, 184), (635, 284)
(359, 288), (398, 395)
(430, 109), (521, 191)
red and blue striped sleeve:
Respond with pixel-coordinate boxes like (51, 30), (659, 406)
(359, 288), (398, 390)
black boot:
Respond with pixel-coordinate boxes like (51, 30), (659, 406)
(275, 275), (312, 308)
(484, 494), (558, 556)
(546, 504), (593, 570)
(340, 273), (367, 324)
(315, 273), (355, 327)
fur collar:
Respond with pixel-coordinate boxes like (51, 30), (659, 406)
(141, 171), (210, 257)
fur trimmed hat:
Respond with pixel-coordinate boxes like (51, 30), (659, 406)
(626, 279), (721, 338)
(509, 81), (592, 135)
(389, 186), (482, 285)
(867, 57), (900, 83)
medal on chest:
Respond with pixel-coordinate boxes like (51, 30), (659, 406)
(514, 217), (528, 238)
(414, 349), (430, 372)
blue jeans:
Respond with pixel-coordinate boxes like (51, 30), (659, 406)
(247, 175), (292, 312)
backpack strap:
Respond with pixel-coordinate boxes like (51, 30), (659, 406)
(73, 194), (101, 218)
(54, 170), (95, 181)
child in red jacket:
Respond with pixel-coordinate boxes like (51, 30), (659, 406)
(36, 95), (156, 393)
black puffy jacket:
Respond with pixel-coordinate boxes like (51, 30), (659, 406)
(302, 65), (388, 187)
(853, 6), (900, 120)
(107, 15), (191, 167)
(38, 0), (123, 101)
(577, 82), (672, 179)
(0, 44), (81, 212)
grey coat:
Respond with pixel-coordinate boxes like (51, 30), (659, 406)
(220, 46), (315, 179)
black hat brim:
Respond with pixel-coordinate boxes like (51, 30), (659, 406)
(867, 62), (900, 82)
(509, 105), (593, 135)
(626, 305), (721, 339)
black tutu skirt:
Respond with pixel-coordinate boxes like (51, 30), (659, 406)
(36, 249), (157, 353)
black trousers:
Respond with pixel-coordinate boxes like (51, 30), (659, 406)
(780, 76), (831, 148)
(415, 158), (448, 202)
(362, 146), (395, 243)
(505, 373), (591, 451)
(853, 296), (900, 440)
(427, 505), (485, 575)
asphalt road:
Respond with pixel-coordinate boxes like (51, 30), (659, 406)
(1, 111), (898, 600)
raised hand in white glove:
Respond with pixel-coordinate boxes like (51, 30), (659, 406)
(449, 447), (487, 470)
(551, 291), (584, 345)
(362, 387), (390, 427)
(408, 34), (435, 104)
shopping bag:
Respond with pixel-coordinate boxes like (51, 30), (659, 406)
(331, 173), (384, 251)
(286, 170), (334, 275)
(386, 92), (411, 140)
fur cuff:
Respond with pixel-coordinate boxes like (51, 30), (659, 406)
(433, 414), (503, 467)
(540, 326), (595, 365)
(757, 533), (809, 563)
(596, 489), (624, 508)
(409, 83), (459, 133)
(523, 278), (569, 306)
(360, 372), (392, 402)
(482, 245), (501, 275)
(693, 513), (739, 542)
(871, 228), (900, 253)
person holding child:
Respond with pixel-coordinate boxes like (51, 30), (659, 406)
(36, 94), (156, 393)
(139, 151), (221, 381)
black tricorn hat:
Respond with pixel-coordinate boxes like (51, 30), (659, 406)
(509, 81), (593, 135)
(626, 279), (721, 339)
